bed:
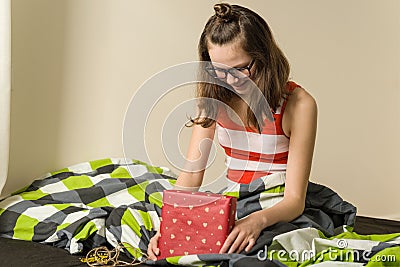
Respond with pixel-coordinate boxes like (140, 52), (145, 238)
(1, 158), (399, 267)
(0, 216), (399, 267)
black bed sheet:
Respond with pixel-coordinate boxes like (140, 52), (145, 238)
(353, 215), (400, 235)
(0, 216), (399, 267)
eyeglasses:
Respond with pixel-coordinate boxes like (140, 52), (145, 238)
(205, 59), (255, 80)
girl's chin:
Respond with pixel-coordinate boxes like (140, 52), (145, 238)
(232, 84), (251, 95)
(229, 79), (253, 94)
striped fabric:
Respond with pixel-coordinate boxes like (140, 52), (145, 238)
(0, 158), (177, 256)
(1, 158), (385, 267)
(216, 81), (300, 184)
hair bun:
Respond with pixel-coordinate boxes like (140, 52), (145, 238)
(214, 3), (233, 22)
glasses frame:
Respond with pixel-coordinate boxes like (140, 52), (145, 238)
(205, 59), (255, 80)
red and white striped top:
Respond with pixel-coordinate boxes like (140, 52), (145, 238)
(216, 81), (300, 184)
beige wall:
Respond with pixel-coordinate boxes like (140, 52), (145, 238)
(3, 1), (399, 220)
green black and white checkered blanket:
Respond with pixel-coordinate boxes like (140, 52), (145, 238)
(0, 158), (399, 266)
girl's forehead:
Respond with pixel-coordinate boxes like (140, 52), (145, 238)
(207, 41), (251, 67)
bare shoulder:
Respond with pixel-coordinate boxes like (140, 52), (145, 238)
(283, 86), (318, 137)
(286, 86), (317, 116)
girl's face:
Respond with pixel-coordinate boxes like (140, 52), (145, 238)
(208, 41), (254, 95)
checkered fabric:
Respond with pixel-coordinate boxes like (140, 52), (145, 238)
(3, 158), (393, 267)
(0, 159), (176, 255)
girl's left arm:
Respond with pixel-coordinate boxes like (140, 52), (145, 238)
(220, 88), (318, 254)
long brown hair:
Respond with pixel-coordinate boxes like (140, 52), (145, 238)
(192, 3), (290, 133)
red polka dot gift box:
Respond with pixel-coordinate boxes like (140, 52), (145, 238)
(158, 190), (237, 258)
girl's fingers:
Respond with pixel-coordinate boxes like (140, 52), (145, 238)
(245, 238), (256, 253)
(228, 233), (245, 254)
(237, 240), (248, 254)
(219, 230), (238, 253)
(147, 235), (160, 261)
(147, 246), (157, 261)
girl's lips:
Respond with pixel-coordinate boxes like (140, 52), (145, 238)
(231, 80), (251, 94)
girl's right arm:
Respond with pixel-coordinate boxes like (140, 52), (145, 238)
(147, 122), (216, 261)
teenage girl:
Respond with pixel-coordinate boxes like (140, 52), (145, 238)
(148, 3), (317, 261)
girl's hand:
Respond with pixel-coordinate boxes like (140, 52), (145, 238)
(219, 212), (264, 254)
(147, 231), (161, 261)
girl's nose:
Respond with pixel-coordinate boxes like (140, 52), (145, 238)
(226, 73), (239, 85)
